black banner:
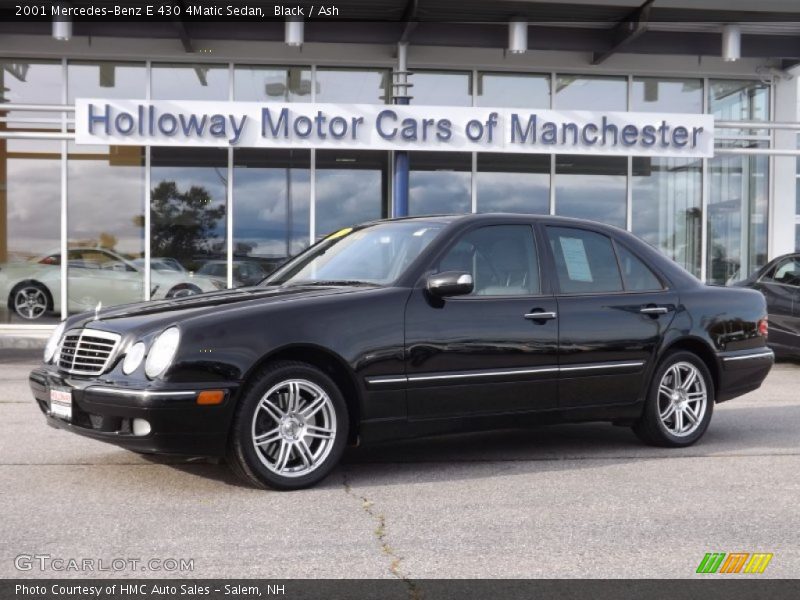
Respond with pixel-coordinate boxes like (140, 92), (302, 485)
(2, 579), (799, 600)
(2, 0), (800, 23)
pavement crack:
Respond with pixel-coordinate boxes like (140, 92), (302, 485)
(342, 470), (420, 599)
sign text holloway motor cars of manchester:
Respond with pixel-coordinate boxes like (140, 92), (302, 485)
(75, 99), (715, 158)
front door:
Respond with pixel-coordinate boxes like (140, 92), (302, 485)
(404, 224), (558, 419)
(544, 225), (677, 408)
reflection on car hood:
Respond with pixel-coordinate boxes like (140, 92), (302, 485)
(75, 284), (380, 333)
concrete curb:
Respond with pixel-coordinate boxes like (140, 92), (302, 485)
(0, 329), (49, 350)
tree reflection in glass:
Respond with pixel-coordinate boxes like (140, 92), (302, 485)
(150, 181), (226, 271)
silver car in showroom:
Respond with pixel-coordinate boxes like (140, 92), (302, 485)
(1, 247), (225, 320)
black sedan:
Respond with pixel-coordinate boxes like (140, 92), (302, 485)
(734, 252), (800, 358)
(29, 214), (774, 490)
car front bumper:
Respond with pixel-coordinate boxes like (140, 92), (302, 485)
(29, 368), (239, 456)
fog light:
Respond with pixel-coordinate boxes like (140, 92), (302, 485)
(132, 418), (151, 436)
(197, 390), (225, 405)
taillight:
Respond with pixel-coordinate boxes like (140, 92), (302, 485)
(758, 318), (769, 338)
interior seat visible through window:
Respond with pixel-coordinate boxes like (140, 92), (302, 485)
(437, 225), (540, 296)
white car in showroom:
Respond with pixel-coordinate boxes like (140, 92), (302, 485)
(1, 247), (226, 320)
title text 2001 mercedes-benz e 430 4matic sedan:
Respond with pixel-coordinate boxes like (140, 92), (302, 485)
(29, 215), (774, 489)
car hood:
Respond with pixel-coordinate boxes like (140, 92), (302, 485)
(75, 284), (381, 335)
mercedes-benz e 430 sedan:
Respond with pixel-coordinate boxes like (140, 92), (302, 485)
(30, 215), (774, 489)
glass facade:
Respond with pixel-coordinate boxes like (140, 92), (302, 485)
(233, 149), (311, 273)
(65, 61), (147, 312)
(477, 154), (550, 214)
(631, 77), (703, 114)
(1, 60), (64, 322)
(796, 137), (800, 253)
(316, 150), (389, 236)
(476, 72), (550, 109)
(0, 60), (779, 323)
(413, 70), (472, 106)
(234, 65), (313, 103)
(0, 140), (62, 322)
(315, 68), (390, 104)
(555, 75), (627, 111)
(707, 79), (771, 284)
(632, 157), (702, 277)
(150, 147), (228, 280)
(408, 152), (471, 216)
(555, 156), (627, 228)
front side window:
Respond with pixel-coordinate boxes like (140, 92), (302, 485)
(265, 221), (444, 286)
(763, 257), (800, 287)
(547, 227), (623, 294)
(437, 225), (540, 297)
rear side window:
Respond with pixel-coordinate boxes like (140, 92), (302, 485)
(546, 227), (623, 294)
(616, 244), (663, 291)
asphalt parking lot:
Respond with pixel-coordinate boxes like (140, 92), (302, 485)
(1, 349), (798, 580)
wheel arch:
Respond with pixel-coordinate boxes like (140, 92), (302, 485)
(241, 343), (362, 444)
(656, 336), (720, 401)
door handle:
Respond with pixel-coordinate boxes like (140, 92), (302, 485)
(524, 311), (557, 320)
(640, 306), (669, 315)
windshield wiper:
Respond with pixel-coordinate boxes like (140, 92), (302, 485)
(284, 279), (378, 288)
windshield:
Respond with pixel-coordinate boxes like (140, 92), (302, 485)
(264, 221), (445, 286)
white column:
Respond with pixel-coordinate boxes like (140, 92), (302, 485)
(770, 69), (800, 258)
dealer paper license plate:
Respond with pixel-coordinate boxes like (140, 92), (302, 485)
(49, 387), (72, 421)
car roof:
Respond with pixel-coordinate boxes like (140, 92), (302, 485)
(356, 213), (629, 235)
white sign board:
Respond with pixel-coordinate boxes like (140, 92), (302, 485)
(76, 99), (714, 158)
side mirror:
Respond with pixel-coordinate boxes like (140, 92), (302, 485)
(427, 271), (474, 297)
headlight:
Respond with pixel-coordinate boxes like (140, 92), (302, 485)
(43, 322), (66, 363)
(122, 342), (146, 375)
(144, 327), (180, 379)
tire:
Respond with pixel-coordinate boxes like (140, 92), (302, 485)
(632, 350), (714, 447)
(226, 361), (349, 490)
(10, 281), (52, 320)
(166, 283), (202, 298)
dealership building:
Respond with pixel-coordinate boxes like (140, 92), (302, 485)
(2, 0), (800, 330)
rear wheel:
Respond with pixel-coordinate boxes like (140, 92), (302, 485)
(633, 351), (714, 447)
(10, 282), (51, 320)
(227, 361), (348, 490)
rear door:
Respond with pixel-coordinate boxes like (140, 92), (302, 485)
(543, 225), (678, 408)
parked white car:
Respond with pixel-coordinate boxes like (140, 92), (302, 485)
(0, 247), (226, 320)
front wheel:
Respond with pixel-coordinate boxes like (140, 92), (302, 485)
(633, 351), (714, 447)
(10, 282), (51, 320)
(227, 361), (349, 490)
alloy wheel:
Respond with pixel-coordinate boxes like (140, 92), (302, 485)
(14, 286), (48, 320)
(657, 361), (708, 437)
(250, 379), (337, 478)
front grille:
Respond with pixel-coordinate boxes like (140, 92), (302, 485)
(58, 329), (121, 376)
